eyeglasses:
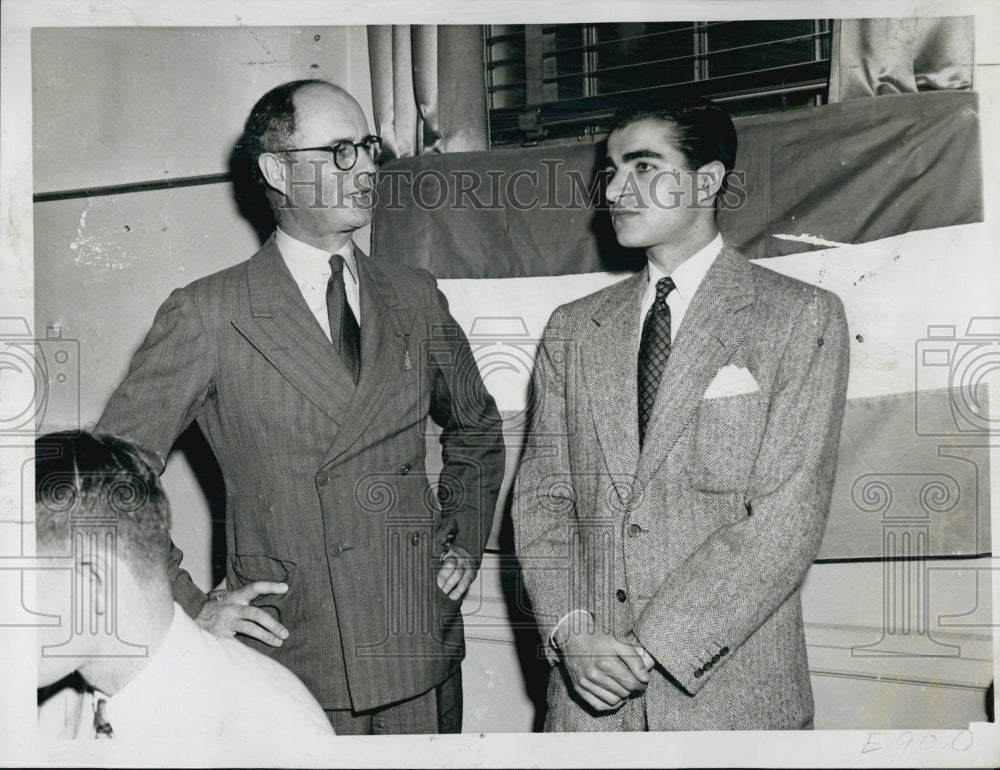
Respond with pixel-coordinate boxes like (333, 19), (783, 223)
(274, 135), (382, 171)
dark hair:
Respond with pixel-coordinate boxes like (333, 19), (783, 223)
(611, 92), (737, 181)
(242, 79), (326, 160)
(35, 432), (171, 583)
(240, 78), (345, 191)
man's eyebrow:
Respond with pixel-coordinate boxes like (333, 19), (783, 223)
(621, 149), (665, 163)
(601, 147), (664, 169)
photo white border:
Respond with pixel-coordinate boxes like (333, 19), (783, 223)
(2, 0), (998, 766)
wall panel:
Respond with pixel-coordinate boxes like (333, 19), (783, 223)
(33, 26), (364, 192)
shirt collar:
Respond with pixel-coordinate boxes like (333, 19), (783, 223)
(646, 232), (724, 299)
(275, 227), (358, 283)
(99, 603), (185, 737)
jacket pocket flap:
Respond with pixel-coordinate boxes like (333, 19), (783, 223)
(229, 553), (296, 585)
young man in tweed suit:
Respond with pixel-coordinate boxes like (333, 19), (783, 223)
(514, 95), (850, 731)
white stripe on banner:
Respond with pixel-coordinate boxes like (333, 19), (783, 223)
(439, 221), (995, 408)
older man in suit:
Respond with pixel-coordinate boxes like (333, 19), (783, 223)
(97, 79), (505, 734)
(514, 94), (849, 731)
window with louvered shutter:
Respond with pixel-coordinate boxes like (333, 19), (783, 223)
(485, 21), (833, 147)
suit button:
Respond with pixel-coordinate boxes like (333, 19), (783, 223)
(615, 589), (627, 603)
(317, 472), (330, 486)
(711, 654), (720, 663)
(706, 660), (714, 669)
(720, 646), (729, 656)
(328, 544), (343, 557)
(694, 668), (703, 678)
(400, 463), (411, 476)
(627, 523), (641, 537)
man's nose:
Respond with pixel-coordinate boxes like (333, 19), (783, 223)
(606, 169), (627, 204)
(351, 151), (377, 189)
(356, 144), (378, 174)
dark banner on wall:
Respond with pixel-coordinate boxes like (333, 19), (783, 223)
(373, 91), (983, 277)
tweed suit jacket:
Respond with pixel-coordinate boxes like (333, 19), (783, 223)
(514, 245), (849, 731)
(97, 235), (505, 712)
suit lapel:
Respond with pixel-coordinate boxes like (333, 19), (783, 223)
(231, 236), (355, 426)
(580, 271), (645, 503)
(634, 245), (755, 491)
(322, 248), (416, 464)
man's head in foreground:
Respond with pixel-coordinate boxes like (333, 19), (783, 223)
(35, 431), (174, 691)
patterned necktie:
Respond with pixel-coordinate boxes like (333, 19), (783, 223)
(93, 697), (114, 739)
(637, 276), (675, 448)
(327, 255), (361, 383)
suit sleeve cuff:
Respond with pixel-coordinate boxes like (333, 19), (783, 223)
(549, 609), (594, 652)
(171, 571), (209, 619)
(635, 614), (732, 695)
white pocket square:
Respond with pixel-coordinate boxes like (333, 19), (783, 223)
(704, 365), (759, 398)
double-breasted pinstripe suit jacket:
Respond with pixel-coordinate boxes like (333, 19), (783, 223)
(97, 236), (505, 712)
(514, 245), (849, 731)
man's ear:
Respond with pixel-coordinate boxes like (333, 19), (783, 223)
(76, 551), (108, 617)
(694, 159), (727, 204)
(258, 153), (289, 196)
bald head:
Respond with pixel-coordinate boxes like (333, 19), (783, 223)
(242, 79), (357, 171)
(291, 81), (365, 133)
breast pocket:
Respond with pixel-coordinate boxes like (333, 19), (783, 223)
(688, 391), (768, 493)
(228, 554), (300, 627)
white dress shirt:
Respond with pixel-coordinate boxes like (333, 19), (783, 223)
(275, 227), (361, 341)
(38, 602), (333, 739)
(639, 232), (723, 344)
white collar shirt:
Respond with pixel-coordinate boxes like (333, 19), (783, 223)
(275, 227), (360, 341)
(639, 233), (724, 345)
(93, 604), (184, 738)
(38, 602), (333, 739)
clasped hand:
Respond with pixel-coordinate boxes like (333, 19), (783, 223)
(558, 627), (655, 712)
